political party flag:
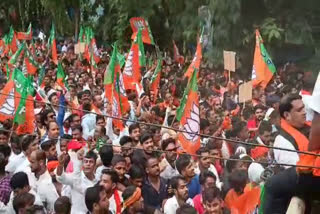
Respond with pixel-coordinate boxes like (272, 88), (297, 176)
(56, 62), (68, 90)
(123, 29), (143, 90)
(15, 76), (35, 134)
(137, 29), (146, 67)
(150, 57), (162, 100)
(130, 17), (155, 45)
(184, 29), (203, 78)
(0, 39), (5, 57)
(13, 68), (28, 109)
(176, 69), (201, 154)
(47, 24), (58, 64)
(37, 66), (46, 88)
(8, 43), (25, 67)
(24, 47), (39, 75)
(5, 26), (19, 54)
(84, 27), (100, 64)
(78, 26), (84, 43)
(117, 52), (126, 68)
(16, 23), (32, 40)
(230, 187), (261, 214)
(0, 72), (15, 122)
(252, 29), (277, 88)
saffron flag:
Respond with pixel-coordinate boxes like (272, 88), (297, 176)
(123, 29), (144, 90)
(8, 43), (25, 67)
(184, 30), (203, 78)
(176, 69), (201, 154)
(16, 23), (32, 40)
(5, 26), (19, 54)
(150, 57), (162, 100)
(104, 44), (129, 130)
(0, 73), (15, 122)
(13, 68), (27, 111)
(37, 66), (46, 88)
(130, 17), (155, 45)
(24, 47), (39, 75)
(56, 62), (68, 90)
(251, 30), (277, 89)
(47, 24), (58, 64)
(14, 75), (35, 134)
(230, 187), (261, 214)
(84, 28), (100, 64)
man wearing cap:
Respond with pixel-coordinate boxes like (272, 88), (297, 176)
(273, 93), (309, 167)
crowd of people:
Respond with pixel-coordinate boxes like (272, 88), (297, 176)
(0, 26), (320, 214)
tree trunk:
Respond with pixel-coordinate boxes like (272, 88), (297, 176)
(74, 7), (80, 41)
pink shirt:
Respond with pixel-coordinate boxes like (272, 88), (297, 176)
(193, 194), (204, 214)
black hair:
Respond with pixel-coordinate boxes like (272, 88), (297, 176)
(119, 136), (133, 146)
(229, 169), (248, 194)
(161, 138), (176, 151)
(202, 187), (221, 203)
(99, 145), (113, 167)
(13, 192), (35, 214)
(21, 135), (37, 152)
(71, 125), (83, 133)
(40, 109), (54, 126)
(199, 170), (216, 185)
(196, 147), (209, 156)
(96, 115), (105, 123)
(200, 119), (210, 130)
(175, 154), (191, 174)
(258, 120), (272, 135)
(122, 185), (138, 202)
(54, 196), (72, 214)
(0, 144), (11, 158)
(111, 154), (126, 166)
(61, 134), (72, 140)
(26, 205), (45, 214)
(232, 121), (247, 137)
(129, 123), (140, 134)
(69, 114), (80, 123)
(254, 104), (265, 112)
(206, 139), (222, 150)
(83, 102), (92, 112)
(40, 140), (56, 151)
(0, 129), (9, 138)
(279, 93), (302, 118)
(170, 175), (186, 190)
(10, 172), (30, 190)
(101, 169), (119, 183)
(226, 154), (241, 173)
(176, 204), (197, 214)
(85, 150), (98, 162)
(140, 133), (153, 144)
(85, 185), (104, 212)
(129, 164), (144, 180)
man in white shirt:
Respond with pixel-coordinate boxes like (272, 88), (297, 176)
(99, 169), (123, 214)
(14, 135), (39, 192)
(29, 150), (59, 212)
(56, 150), (98, 214)
(164, 175), (194, 214)
(273, 94), (309, 167)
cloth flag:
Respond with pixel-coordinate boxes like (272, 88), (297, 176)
(5, 26), (19, 54)
(8, 43), (25, 67)
(16, 23), (32, 40)
(123, 29), (144, 90)
(47, 24), (58, 64)
(56, 62), (68, 90)
(104, 44), (129, 130)
(24, 47), (39, 75)
(0, 72), (15, 122)
(37, 66), (46, 88)
(150, 57), (162, 100)
(230, 187), (261, 214)
(130, 17), (155, 45)
(184, 30), (203, 78)
(14, 75), (35, 134)
(176, 69), (201, 154)
(251, 29), (277, 88)
(84, 27), (100, 64)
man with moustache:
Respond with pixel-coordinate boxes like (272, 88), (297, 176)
(164, 175), (194, 214)
(142, 155), (168, 209)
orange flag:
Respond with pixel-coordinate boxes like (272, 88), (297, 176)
(184, 33), (202, 78)
(230, 187), (261, 214)
(251, 30), (277, 88)
(176, 69), (200, 154)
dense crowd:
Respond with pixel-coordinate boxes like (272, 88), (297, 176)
(0, 27), (320, 214)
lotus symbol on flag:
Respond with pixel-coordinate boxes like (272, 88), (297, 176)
(0, 89), (15, 116)
(124, 50), (133, 76)
(182, 103), (200, 142)
(251, 65), (257, 79)
(112, 96), (119, 117)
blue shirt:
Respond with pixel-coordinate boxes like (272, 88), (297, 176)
(187, 175), (201, 198)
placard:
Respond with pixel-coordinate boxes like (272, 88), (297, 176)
(239, 81), (253, 103)
(223, 51), (236, 72)
(74, 42), (85, 54)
